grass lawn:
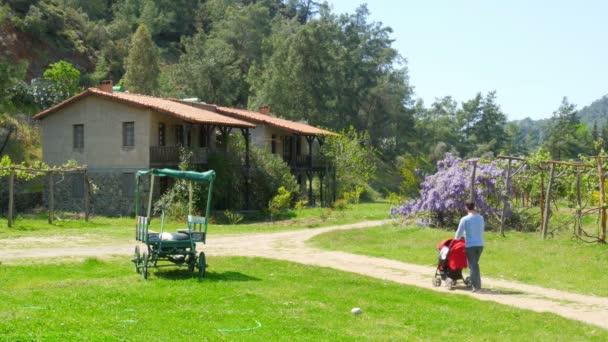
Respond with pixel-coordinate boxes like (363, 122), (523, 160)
(0, 202), (390, 244)
(309, 224), (608, 297)
(0, 256), (605, 341)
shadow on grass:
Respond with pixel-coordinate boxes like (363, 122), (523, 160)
(152, 268), (261, 282)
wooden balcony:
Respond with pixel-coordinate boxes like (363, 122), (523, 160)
(285, 154), (329, 170)
(150, 146), (209, 166)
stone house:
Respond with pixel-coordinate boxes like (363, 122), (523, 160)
(32, 85), (254, 215)
(33, 84), (336, 215)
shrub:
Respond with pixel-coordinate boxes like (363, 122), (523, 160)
(207, 134), (297, 211)
(332, 199), (347, 211)
(343, 185), (364, 204)
(268, 186), (292, 221)
(223, 209), (243, 225)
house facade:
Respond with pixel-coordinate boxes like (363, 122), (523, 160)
(33, 86), (254, 216)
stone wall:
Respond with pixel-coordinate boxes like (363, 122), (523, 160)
(44, 171), (155, 217)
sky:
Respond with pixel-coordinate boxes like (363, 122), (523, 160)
(327, 0), (608, 121)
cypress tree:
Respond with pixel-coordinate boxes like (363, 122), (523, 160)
(123, 24), (159, 95)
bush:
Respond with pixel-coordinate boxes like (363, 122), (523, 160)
(343, 185), (364, 204)
(207, 134), (297, 211)
(269, 186), (292, 221)
(332, 199), (347, 211)
(223, 209), (244, 225)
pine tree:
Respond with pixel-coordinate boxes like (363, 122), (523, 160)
(123, 24), (159, 95)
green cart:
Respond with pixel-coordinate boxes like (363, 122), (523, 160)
(132, 168), (215, 279)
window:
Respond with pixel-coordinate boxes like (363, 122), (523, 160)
(72, 175), (84, 198)
(271, 134), (277, 154)
(121, 173), (135, 197)
(73, 124), (84, 149)
(123, 122), (135, 147)
(158, 123), (165, 146)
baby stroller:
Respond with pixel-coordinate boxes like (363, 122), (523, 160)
(432, 238), (471, 290)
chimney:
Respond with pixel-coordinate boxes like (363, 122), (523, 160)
(99, 80), (113, 93)
(259, 105), (270, 115)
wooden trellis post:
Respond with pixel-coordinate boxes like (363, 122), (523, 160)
(48, 171), (54, 224)
(84, 170), (89, 222)
(575, 168), (582, 236)
(500, 159), (512, 237)
(596, 157), (606, 242)
(541, 163), (556, 240)
(539, 168), (544, 231)
(8, 168), (14, 228)
(468, 159), (478, 203)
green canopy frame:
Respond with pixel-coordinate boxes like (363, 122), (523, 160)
(135, 168), (216, 223)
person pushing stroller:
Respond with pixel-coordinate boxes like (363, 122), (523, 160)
(455, 200), (485, 292)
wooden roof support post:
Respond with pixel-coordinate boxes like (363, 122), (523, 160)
(240, 127), (251, 210)
(306, 136), (314, 169)
(8, 168), (14, 228)
(48, 171), (54, 224)
(596, 157), (606, 242)
(541, 163), (556, 240)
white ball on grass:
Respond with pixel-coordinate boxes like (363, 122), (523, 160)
(351, 307), (362, 315)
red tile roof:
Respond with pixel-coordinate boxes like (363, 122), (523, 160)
(172, 100), (336, 136)
(32, 88), (255, 128)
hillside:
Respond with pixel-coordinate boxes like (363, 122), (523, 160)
(578, 95), (608, 127)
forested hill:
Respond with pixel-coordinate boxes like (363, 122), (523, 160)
(578, 95), (608, 127)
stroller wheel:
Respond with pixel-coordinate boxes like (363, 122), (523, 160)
(446, 278), (455, 290)
(432, 277), (442, 287)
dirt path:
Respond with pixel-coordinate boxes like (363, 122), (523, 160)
(1, 220), (607, 330)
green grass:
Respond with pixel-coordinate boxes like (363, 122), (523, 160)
(0, 257), (605, 341)
(0, 202), (390, 244)
(309, 224), (608, 296)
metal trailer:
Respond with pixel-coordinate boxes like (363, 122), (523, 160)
(132, 168), (215, 279)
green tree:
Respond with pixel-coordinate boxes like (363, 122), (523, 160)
(543, 97), (587, 159)
(472, 91), (507, 155)
(43, 60), (81, 100)
(323, 127), (377, 198)
(123, 24), (159, 95)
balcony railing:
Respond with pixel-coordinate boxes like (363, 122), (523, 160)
(286, 154), (329, 169)
(150, 146), (209, 165)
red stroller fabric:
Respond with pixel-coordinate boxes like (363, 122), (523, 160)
(437, 238), (467, 270)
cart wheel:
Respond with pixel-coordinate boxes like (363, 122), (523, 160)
(134, 246), (141, 273)
(446, 278), (454, 290)
(198, 251), (206, 278)
(142, 251), (149, 280)
(464, 277), (472, 288)
(432, 276), (442, 287)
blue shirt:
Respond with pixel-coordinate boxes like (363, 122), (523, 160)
(455, 213), (484, 247)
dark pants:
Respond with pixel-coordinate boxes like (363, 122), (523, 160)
(466, 246), (483, 290)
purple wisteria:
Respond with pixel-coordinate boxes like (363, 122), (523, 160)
(391, 153), (506, 227)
